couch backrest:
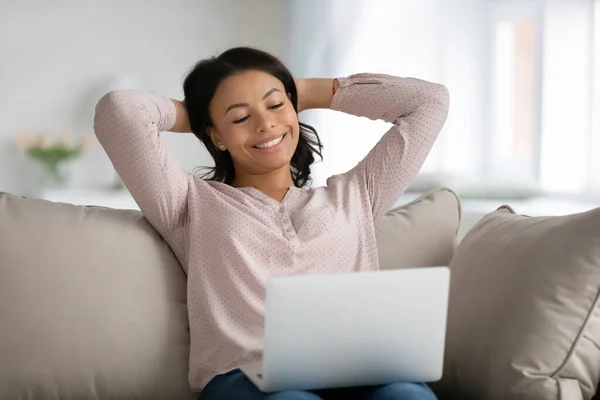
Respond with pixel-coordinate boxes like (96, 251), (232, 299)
(0, 188), (460, 399)
(0, 192), (195, 400)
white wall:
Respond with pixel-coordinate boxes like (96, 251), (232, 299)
(0, 0), (287, 196)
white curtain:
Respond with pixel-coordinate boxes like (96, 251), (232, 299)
(287, 0), (489, 191)
(592, 0), (600, 194)
(287, 0), (454, 188)
(288, 0), (599, 198)
(286, 0), (368, 187)
(536, 0), (595, 195)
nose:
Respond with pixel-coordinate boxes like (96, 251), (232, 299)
(254, 110), (276, 133)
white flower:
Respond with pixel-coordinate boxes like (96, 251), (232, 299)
(15, 133), (34, 150)
(59, 132), (74, 149)
(38, 134), (53, 149)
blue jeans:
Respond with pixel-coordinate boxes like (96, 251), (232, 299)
(197, 369), (438, 400)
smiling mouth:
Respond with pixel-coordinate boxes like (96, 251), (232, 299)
(253, 133), (287, 149)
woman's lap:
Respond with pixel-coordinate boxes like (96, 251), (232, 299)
(197, 369), (322, 400)
(197, 369), (437, 400)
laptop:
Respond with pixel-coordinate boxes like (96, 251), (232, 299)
(240, 266), (450, 393)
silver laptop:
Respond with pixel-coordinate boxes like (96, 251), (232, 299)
(240, 266), (450, 393)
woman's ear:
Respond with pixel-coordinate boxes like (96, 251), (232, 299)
(207, 127), (226, 151)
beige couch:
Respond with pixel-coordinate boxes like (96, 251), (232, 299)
(1, 188), (599, 400)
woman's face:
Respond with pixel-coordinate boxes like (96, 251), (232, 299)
(207, 69), (300, 181)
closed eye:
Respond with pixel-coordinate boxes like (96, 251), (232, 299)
(233, 103), (283, 124)
(233, 115), (250, 124)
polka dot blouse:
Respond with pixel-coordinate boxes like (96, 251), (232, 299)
(93, 73), (449, 391)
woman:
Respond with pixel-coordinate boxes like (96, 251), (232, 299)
(94, 47), (449, 400)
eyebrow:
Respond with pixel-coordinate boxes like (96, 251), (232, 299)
(224, 88), (281, 115)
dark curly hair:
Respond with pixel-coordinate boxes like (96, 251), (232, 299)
(182, 46), (323, 188)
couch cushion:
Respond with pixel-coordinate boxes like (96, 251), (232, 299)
(432, 205), (600, 400)
(0, 192), (195, 400)
(375, 188), (461, 270)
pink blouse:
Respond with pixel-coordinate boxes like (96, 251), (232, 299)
(93, 73), (449, 391)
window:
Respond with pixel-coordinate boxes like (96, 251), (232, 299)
(590, 0), (600, 193)
(490, 16), (540, 184)
(307, 0), (598, 197)
(489, 0), (596, 196)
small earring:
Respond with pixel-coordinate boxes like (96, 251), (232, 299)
(219, 145), (226, 151)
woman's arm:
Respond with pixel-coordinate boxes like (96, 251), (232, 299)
(303, 73), (449, 219)
(294, 78), (338, 112)
(94, 91), (190, 235)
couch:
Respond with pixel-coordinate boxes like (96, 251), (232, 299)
(1, 188), (599, 400)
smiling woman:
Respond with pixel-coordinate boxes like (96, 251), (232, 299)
(182, 47), (325, 196)
(205, 70), (300, 192)
(93, 45), (449, 400)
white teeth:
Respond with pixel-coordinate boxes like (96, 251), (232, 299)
(255, 135), (283, 149)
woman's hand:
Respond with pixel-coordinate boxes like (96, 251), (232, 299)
(294, 78), (306, 113)
(169, 99), (192, 133)
(294, 78), (338, 113)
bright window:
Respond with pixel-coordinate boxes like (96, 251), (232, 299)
(491, 17), (540, 183)
(489, 0), (596, 196)
(590, 0), (600, 193)
(308, 0), (598, 197)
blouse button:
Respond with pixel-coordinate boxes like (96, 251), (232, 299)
(289, 241), (300, 252)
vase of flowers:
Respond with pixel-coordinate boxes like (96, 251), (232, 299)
(16, 132), (93, 187)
